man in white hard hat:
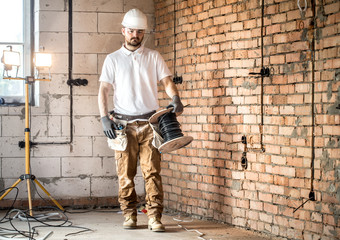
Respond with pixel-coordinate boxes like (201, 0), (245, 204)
(98, 9), (183, 232)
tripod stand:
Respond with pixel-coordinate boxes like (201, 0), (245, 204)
(0, 77), (64, 216)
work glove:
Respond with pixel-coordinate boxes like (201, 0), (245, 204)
(101, 116), (118, 139)
(167, 95), (183, 113)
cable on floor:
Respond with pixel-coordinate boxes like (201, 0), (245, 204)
(0, 187), (35, 239)
(173, 216), (213, 240)
(3, 209), (35, 239)
(0, 185), (93, 240)
(0, 187), (19, 223)
(6, 206), (93, 239)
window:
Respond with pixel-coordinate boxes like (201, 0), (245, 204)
(0, 0), (31, 104)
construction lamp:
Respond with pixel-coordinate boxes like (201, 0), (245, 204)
(1, 46), (52, 80)
(2, 49), (21, 68)
(1, 47), (21, 78)
(33, 52), (52, 79)
(34, 52), (52, 68)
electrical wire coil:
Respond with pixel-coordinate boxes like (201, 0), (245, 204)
(158, 111), (184, 142)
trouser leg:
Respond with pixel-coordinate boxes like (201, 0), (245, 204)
(115, 123), (139, 218)
(139, 123), (163, 219)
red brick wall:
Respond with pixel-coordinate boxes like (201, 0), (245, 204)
(154, 0), (339, 239)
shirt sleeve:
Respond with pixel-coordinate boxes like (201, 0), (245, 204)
(99, 55), (115, 84)
(156, 51), (172, 81)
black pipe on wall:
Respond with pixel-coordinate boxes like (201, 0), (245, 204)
(260, 0), (265, 153)
(246, 0), (267, 153)
(68, 0), (74, 144)
(293, 0), (317, 213)
(309, 0), (316, 201)
(30, 0), (88, 147)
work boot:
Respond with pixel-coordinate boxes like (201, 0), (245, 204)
(148, 217), (165, 232)
(123, 215), (137, 229)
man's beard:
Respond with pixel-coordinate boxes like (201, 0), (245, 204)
(127, 36), (143, 47)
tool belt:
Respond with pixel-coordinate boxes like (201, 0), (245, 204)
(110, 110), (156, 121)
(106, 116), (128, 151)
(106, 110), (156, 151)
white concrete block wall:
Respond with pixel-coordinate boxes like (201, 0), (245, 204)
(0, 0), (154, 202)
(0, 137), (25, 158)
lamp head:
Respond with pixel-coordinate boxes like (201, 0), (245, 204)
(1, 47), (21, 78)
(1, 49), (21, 70)
(34, 52), (52, 68)
(34, 51), (52, 80)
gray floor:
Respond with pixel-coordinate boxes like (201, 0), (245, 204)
(0, 209), (272, 240)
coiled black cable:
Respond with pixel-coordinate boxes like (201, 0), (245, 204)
(158, 112), (183, 142)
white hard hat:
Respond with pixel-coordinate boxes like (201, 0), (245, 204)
(122, 9), (148, 30)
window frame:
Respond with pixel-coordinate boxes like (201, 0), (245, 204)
(0, 0), (33, 105)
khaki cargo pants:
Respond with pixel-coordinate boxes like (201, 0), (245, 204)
(115, 121), (163, 219)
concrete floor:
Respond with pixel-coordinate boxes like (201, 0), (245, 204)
(0, 209), (272, 240)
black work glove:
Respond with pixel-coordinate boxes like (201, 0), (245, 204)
(167, 95), (183, 113)
(101, 116), (118, 139)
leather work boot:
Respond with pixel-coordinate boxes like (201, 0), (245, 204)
(148, 217), (165, 232)
(123, 215), (137, 229)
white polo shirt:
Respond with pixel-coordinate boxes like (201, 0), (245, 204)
(99, 45), (172, 116)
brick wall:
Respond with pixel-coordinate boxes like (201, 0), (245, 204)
(155, 0), (339, 239)
(0, 0), (155, 206)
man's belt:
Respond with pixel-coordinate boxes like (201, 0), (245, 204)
(110, 110), (156, 121)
